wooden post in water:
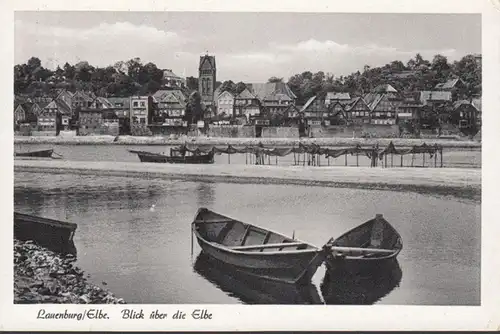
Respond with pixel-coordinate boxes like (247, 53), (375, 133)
(400, 154), (403, 167)
(434, 147), (437, 168)
(356, 152), (359, 167)
(303, 153), (306, 166)
(422, 152), (425, 167)
(228, 153), (231, 164)
(440, 148), (443, 168)
(411, 153), (414, 167)
(276, 155), (278, 165)
(391, 153), (393, 168)
(328, 156), (330, 166)
(268, 154), (271, 165)
(345, 152), (347, 166)
(293, 151), (297, 165)
(384, 154), (387, 168)
(245, 152), (248, 165)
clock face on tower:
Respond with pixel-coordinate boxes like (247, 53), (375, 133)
(198, 55), (217, 105)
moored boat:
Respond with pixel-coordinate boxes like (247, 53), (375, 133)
(15, 149), (55, 158)
(191, 208), (329, 285)
(324, 214), (402, 273)
(128, 148), (214, 164)
(14, 212), (78, 254)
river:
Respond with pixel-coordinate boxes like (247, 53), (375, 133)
(14, 171), (480, 305)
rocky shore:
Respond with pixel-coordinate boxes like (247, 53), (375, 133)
(14, 239), (125, 304)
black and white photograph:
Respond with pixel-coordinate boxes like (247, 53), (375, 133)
(2, 0), (500, 331)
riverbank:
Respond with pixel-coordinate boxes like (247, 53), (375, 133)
(14, 239), (126, 304)
(14, 159), (481, 201)
(14, 135), (482, 149)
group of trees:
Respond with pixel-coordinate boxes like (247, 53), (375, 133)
(284, 53), (481, 105)
(14, 53), (481, 107)
(14, 57), (166, 97)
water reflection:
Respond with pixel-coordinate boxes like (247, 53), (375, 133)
(193, 252), (323, 304)
(196, 183), (215, 208)
(320, 260), (402, 305)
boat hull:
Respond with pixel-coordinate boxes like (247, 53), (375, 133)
(325, 251), (400, 274)
(192, 208), (326, 285)
(15, 149), (54, 158)
(130, 150), (214, 164)
(325, 214), (402, 274)
(195, 235), (325, 285)
(14, 212), (77, 255)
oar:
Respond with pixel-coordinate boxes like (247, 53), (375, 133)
(330, 246), (394, 255)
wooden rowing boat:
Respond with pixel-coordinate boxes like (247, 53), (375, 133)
(320, 259), (402, 304)
(194, 252), (324, 304)
(15, 149), (54, 158)
(14, 212), (78, 255)
(192, 208), (328, 285)
(324, 214), (402, 273)
(128, 149), (215, 164)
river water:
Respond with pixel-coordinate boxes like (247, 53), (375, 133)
(14, 171), (480, 305)
(14, 143), (481, 168)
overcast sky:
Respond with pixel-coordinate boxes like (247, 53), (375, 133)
(14, 12), (481, 82)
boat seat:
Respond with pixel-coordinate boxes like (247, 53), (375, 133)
(369, 219), (385, 248)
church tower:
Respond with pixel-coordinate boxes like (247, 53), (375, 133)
(198, 54), (216, 105)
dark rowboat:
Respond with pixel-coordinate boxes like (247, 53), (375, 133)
(192, 208), (329, 285)
(15, 149), (54, 158)
(14, 212), (77, 255)
(324, 214), (402, 273)
(128, 149), (214, 164)
(194, 252), (324, 304)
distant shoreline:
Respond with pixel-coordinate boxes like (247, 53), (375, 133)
(14, 160), (481, 202)
(14, 135), (482, 149)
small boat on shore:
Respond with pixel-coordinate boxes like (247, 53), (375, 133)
(324, 214), (402, 273)
(129, 148), (215, 164)
(15, 149), (55, 158)
(191, 208), (329, 285)
(14, 212), (77, 254)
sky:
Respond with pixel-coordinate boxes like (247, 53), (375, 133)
(14, 12), (481, 82)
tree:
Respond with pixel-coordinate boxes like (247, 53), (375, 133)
(63, 62), (75, 80)
(268, 76), (283, 83)
(219, 80), (236, 94)
(185, 76), (199, 91)
(235, 82), (247, 95)
(27, 57), (41, 70)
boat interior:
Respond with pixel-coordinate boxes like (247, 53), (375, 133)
(194, 210), (317, 252)
(330, 218), (401, 258)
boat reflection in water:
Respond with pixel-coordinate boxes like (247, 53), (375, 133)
(194, 252), (324, 304)
(320, 259), (402, 305)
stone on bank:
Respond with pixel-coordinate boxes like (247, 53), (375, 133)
(14, 239), (125, 304)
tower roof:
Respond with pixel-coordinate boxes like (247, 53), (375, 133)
(199, 55), (216, 71)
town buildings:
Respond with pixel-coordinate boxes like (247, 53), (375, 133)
(13, 52), (481, 138)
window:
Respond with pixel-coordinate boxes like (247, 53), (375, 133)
(140, 118), (146, 124)
(133, 102), (138, 107)
(140, 102), (145, 107)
